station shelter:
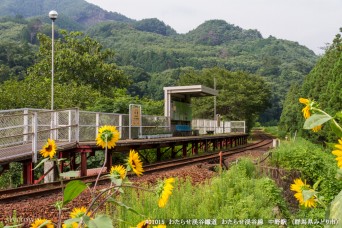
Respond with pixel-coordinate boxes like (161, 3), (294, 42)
(163, 85), (218, 135)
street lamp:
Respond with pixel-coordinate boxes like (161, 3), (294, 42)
(49, 10), (58, 110)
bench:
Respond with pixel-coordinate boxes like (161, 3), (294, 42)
(174, 125), (192, 136)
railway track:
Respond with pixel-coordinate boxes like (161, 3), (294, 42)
(0, 131), (273, 203)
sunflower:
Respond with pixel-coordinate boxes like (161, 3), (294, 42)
(70, 206), (91, 218)
(136, 220), (150, 228)
(127, 149), (144, 176)
(157, 178), (175, 208)
(290, 178), (316, 208)
(62, 223), (78, 228)
(312, 125), (322, 132)
(299, 98), (311, 119)
(110, 164), (126, 179)
(40, 138), (57, 159)
(96, 125), (120, 149)
(30, 218), (54, 228)
(332, 138), (342, 168)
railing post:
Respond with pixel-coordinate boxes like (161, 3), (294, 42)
(75, 108), (79, 143)
(23, 109), (29, 143)
(118, 114), (123, 138)
(96, 112), (100, 138)
(68, 110), (72, 142)
(54, 111), (58, 140)
(32, 112), (38, 163)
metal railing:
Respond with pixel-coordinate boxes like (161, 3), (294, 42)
(0, 108), (245, 163)
(191, 119), (246, 134)
(0, 108), (170, 163)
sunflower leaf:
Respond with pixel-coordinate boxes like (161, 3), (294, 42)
(33, 157), (49, 170)
(63, 218), (81, 225)
(63, 180), (87, 206)
(88, 214), (113, 228)
(4, 225), (24, 228)
(328, 189), (342, 219)
(111, 177), (123, 186)
(302, 190), (317, 202)
(303, 114), (332, 129)
(335, 169), (342, 180)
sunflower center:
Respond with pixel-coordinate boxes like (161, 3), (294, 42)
(46, 145), (52, 152)
(100, 130), (113, 143)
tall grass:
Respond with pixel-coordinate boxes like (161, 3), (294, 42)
(110, 159), (288, 227)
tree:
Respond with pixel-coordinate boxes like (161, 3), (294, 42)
(279, 29), (342, 142)
(0, 75), (102, 110)
(27, 30), (130, 94)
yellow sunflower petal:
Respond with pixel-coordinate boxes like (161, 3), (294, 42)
(158, 178), (175, 208)
(40, 138), (57, 159)
(96, 125), (120, 149)
(70, 206), (90, 218)
(312, 125), (322, 132)
(128, 149), (144, 176)
(332, 150), (342, 157)
(110, 165), (126, 179)
(30, 218), (54, 228)
(299, 98), (310, 105)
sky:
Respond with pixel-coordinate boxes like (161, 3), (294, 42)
(85, 0), (342, 55)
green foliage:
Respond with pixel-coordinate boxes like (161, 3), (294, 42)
(115, 158), (288, 227)
(178, 67), (271, 131)
(0, 1), (318, 125)
(0, 163), (22, 189)
(279, 29), (342, 142)
(133, 18), (177, 36)
(0, 76), (102, 110)
(185, 20), (262, 45)
(27, 30), (129, 94)
(269, 138), (342, 203)
(87, 89), (163, 115)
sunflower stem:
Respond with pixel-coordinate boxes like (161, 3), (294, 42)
(93, 134), (108, 193)
(56, 159), (64, 228)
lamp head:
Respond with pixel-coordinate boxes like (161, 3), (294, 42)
(49, 10), (58, 21)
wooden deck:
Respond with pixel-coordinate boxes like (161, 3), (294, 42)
(0, 133), (247, 165)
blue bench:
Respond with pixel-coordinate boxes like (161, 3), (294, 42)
(174, 125), (192, 136)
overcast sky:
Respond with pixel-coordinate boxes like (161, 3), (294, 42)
(85, 0), (342, 55)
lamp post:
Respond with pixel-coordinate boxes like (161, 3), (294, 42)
(49, 10), (58, 111)
(46, 11), (58, 183)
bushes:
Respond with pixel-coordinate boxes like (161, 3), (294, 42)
(113, 159), (288, 227)
(269, 138), (342, 203)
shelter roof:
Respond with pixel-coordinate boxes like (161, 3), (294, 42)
(163, 85), (218, 97)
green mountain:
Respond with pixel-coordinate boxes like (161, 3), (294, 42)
(0, 0), (132, 27)
(0, 0), (318, 125)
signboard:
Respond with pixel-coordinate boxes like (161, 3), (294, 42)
(131, 105), (141, 126)
(129, 104), (142, 139)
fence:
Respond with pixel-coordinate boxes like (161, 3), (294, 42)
(0, 108), (169, 163)
(191, 119), (245, 134)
